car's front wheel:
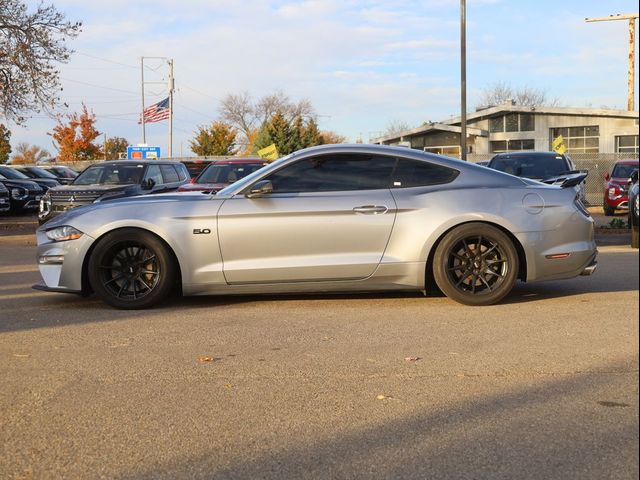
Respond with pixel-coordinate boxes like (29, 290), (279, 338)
(88, 228), (176, 309)
(433, 223), (519, 306)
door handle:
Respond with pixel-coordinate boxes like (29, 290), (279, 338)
(352, 205), (388, 215)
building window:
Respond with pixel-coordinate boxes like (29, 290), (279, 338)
(490, 139), (535, 153)
(489, 113), (535, 133)
(616, 135), (639, 154)
(549, 126), (599, 153)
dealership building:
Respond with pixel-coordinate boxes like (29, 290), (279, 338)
(373, 103), (639, 157)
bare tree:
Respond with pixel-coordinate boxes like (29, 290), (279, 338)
(11, 142), (50, 164)
(476, 82), (561, 108)
(0, 0), (82, 124)
(219, 91), (255, 141)
(382, 119), (412, 138)
(219, 91), (316, 148)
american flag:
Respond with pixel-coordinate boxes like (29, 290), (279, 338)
(138, 97), (170, 124)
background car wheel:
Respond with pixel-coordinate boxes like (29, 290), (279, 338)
(88, 228), (176, 309)
(603, 205), (615, 216)
(433, 223), (519, 306)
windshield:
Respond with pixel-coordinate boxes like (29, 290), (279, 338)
(51, 167), (78, 178)
(611, 163), (638, 179)
(489, 155), (569, 179)
(197, 162), (267, 184)
(73, 164), (146, 185)
(24, 167), (58, 179)
(217, 155), (293, 196)
(0, 167), (30, 180)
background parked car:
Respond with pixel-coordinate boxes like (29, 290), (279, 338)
(39, 160), (190, 224)
(628, 170), (639, 248)
(0, 165), (59, 192)
(487, 151), (587, 204)
(0, 182), (10, 214)
(0, 173), (43, 213)
(35, 165), (79, 184)
(602, 159), (639, 216)
(178, 159), (268, 193)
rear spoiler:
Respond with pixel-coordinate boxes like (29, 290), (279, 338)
(541, 170), (588, 188)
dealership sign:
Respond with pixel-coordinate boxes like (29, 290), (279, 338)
(127, 146), (161, 159)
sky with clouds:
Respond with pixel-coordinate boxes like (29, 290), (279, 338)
(8, 0), (640, 157)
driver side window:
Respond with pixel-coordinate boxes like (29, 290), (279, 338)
(264, 154), (396, 193)
(144, 165), (163, 185)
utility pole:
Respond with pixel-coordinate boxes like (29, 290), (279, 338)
(103, 132), (107, 160)
(460, 0), (467, 160)
(585, 13), (639, 111)
(168, 59), (174, 158)
(140, 57), (146, 144)
(140, 56), (172, 154)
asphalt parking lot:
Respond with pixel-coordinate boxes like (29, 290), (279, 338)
(0, 227), (638, 479)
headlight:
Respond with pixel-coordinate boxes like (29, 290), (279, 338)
(11, 187), (27, 200)
(45, 225), (83, 242)
(39, 195), (51, 215)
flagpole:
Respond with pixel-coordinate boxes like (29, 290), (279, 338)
(168, 59), (174, 158)
(141, 57), (146, 144)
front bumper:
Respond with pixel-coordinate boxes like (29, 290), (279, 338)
(33, 229), (95, 293)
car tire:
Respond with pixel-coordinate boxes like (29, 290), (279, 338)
(433, 223), (519, 306)
(603, 205), (615, 216)
(88, 228), (176, 309)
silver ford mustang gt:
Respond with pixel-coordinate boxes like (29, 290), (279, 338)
(34, 144), (597, 309)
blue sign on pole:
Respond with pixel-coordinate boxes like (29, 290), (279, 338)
(126, 146), (161, 159)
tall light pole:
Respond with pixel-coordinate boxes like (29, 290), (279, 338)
(460, 0), (467, 160)
(585, 13), (639, 111)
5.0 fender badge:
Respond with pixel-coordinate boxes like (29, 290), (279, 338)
(193, 228), (211, 235)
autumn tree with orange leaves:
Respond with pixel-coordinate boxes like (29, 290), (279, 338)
(50, 105), (101, 161)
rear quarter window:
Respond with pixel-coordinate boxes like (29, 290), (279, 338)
(160, 165), (180, 183)
(391, 159), (459, 188)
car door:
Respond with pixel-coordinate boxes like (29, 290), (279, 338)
(217, 153), (397, 284)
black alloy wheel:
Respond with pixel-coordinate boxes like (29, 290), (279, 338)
(433, 223), (518, 306)
(88, 229), (176, 309)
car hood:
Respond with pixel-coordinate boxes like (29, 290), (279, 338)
(39, 191), (221, 230)
(49, 184), (139, 194)
(178, 182), (227, 192)
(0, 178), (42, 190)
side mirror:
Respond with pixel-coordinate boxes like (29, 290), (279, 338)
(604, 172), (610, 181)
(142, 178), (156, 190)
(246, 180), (273, 198)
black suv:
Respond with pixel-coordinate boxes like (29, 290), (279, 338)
(0, 182), (10, 214)
(0, 172), (43, 213)
(488, 151), (587, 203)
(39, 160), (190, 224)
(11, 165), (73, 185)
(0, 165), (59, 192)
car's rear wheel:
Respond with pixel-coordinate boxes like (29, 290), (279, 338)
(433, 223), (518, 306)
(88, 229), (176, 309)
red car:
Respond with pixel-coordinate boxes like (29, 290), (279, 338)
(603, 159), (639, 216)
(178, 158), (268, 193)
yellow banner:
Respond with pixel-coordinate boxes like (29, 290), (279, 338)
(552, 135), (567, 154)
(257, 143), (278, 161)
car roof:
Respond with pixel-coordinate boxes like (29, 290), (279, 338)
(491, 151), (564, 158)
(613, 159), (639, 165)
(87, 160), (185, 166)
(184, 158), (264, 164)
